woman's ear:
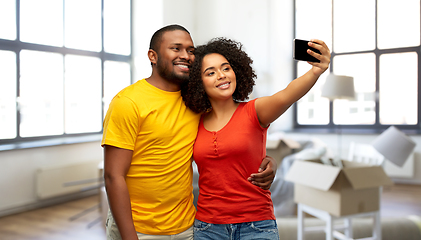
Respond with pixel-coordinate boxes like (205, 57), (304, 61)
(148, 49), (157, 65)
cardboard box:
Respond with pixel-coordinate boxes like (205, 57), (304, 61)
(266, 138), (301, 166)
(285, 159), (393, 216)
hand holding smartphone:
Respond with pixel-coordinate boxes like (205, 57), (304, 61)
(293, 39), (321, 63)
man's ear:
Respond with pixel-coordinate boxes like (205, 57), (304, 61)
(148, 49), (157, 65)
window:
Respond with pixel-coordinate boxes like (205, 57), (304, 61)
(294, 0), (420, 131)
(0, 0), (132, 145)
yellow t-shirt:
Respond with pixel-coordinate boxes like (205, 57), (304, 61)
(102, 79), (200, 235)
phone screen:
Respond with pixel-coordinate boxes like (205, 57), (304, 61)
(293, 39), (321, 63)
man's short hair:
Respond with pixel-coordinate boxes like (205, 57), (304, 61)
(149, 24), (190, 53)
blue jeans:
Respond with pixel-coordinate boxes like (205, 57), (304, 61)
(193, 219), (279, 240)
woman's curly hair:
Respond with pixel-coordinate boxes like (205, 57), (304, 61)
(181, 37), (256, 113)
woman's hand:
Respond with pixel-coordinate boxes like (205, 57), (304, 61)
(307, 39), (331, 77)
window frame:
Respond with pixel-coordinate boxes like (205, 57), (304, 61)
(0, 0), (133, 148)
(293, 0), (421, 134)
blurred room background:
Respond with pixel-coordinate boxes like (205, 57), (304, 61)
(0, 1), (420, 239)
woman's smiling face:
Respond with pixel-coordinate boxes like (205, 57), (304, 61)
(201, 53), (237, 101)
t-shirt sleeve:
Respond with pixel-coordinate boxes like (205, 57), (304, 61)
(245, 99), (269, 130)
(101, 95), (141, 150)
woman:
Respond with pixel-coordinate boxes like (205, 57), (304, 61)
(182, 38), (330, 239)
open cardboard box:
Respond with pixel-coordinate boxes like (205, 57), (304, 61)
(266, 138), (301, 166)
(285, 159), (394, 216)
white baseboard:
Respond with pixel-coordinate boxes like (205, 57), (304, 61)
(391, 178), (421, 185)
(0, 189), (99, 218)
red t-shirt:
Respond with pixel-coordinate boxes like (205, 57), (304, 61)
(193, 99), (275, 224)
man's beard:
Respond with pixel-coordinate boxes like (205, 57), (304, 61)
(156, 58), (189, 85)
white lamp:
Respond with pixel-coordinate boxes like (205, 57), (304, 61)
(372, 126), (416, 167)
(321, 74), (356, 167)
(321, 74), (356, 100)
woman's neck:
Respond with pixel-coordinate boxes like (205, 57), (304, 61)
(209, 98), (238, 117)
(203, 98), (239, 132)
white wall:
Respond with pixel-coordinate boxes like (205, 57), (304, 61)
(132, 0), (163, 81)
(0, 141), (103, 216)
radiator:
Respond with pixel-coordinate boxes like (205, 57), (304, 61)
(383, 152), (415, 178)
(36, 161), (102, 199)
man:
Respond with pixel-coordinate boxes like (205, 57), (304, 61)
(102, 24), (276, 240)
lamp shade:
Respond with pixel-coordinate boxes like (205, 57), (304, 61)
(321, 74), (355, 100)
(372, 126), (416, 167)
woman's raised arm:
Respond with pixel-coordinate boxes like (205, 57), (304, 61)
(255, 39), (331, 127)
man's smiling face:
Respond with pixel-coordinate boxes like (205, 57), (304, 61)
(156, 30), (195, 84)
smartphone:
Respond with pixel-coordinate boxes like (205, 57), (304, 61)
(293, 39), (321, 63)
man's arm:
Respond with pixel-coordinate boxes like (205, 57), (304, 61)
(248, 155), (277, 190)
(103, 145), (138, 240)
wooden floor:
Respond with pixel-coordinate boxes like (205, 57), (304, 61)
(381, 184), (421, 217)
(0, 184), (420, 240)
(0, 195), (106, 240)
